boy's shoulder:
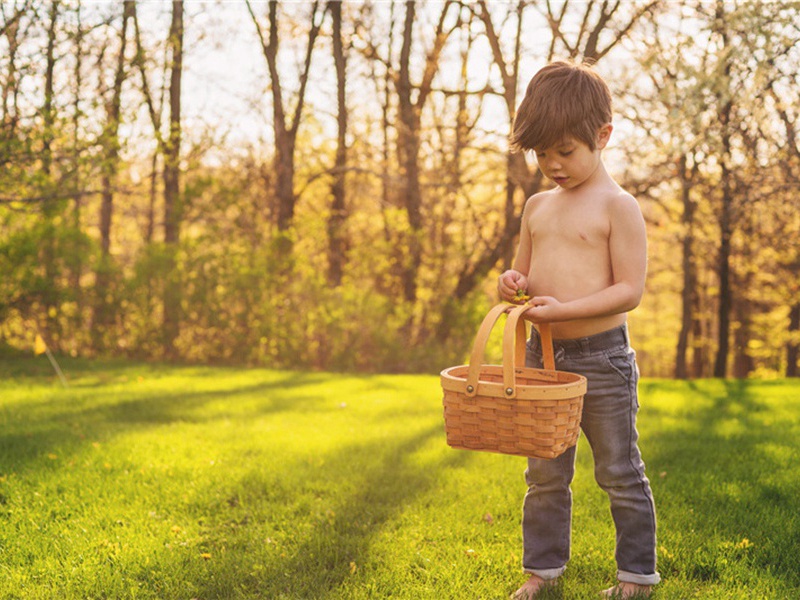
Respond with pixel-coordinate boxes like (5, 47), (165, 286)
(605, 187), (640, 212)
(605, 188), (644, 220)
(522, 187), (559, 212)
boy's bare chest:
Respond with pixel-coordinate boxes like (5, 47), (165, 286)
(527, 201), (610, 248)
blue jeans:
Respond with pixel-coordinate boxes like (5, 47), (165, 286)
(522, 324), (660, 586)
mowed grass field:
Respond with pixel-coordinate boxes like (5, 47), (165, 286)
(0, 357), (799, 599)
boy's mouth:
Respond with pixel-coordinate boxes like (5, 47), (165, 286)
(553, 176), (569, 186)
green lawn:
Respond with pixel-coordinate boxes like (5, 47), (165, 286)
(0, 357), (798, 599)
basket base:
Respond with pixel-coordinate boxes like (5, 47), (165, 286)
(442, 384), (584, 460)
(444, 429), (579, 460)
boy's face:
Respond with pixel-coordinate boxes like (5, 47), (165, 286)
(533, 125), (611, 190)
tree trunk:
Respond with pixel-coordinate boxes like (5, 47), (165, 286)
(70, 1), (85, 340)
(163, 0), (183, 359)
(787, 301), (800, 378)
(713, 1), (733, 378)
(396, 0), (423, 304)
(93, 1), (133, 351)
(1, 7), (23, 133)
(691, 313), (706, 378)
(732, 306), (753, 378)
(675, 155), (696, 379)
(326, 0), (347, 287)
(42, 1), (58, 177)
(247, 0), (322, 246)
(714, 168), (733, 378)
(41, 0), (59, 342)
(131, 0), (162, 250)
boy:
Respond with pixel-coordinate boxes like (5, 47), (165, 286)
(497, 61), (660, 599)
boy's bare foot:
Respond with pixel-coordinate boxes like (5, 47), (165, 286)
(511, 574), (557, 599)
(601, 582), (653, 598)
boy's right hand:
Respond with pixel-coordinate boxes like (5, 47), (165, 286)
(498, 269), (529, 303)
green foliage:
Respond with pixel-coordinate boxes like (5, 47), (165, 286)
(1, 362), (799, 598)
(0, 213), (96, 328)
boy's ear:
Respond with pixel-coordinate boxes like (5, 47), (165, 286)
(596, 123), (613, 150)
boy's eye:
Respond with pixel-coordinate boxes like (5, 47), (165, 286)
(560, 150), (573, 157)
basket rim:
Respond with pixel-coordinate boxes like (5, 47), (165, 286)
(441, 363), (586, 401)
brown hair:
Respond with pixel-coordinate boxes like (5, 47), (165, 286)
(510, 61), (612, 152)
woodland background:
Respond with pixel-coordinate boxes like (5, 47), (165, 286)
(1, 0), (799, 379)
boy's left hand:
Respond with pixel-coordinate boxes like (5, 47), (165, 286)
(521, 296), (563, 323)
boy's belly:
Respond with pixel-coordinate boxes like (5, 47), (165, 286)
(527, 250), (624, 339)
(539, 313), (627, 340)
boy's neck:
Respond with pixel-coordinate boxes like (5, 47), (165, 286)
(561, 155), (615, 194)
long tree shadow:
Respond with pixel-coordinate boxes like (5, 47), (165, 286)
(184, 422), (471, 599)
(2, 359), (467, 597)
(641, 379), (800, 593)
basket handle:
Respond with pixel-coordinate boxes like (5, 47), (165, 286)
(465, 304), (527, 397)
(503, 304), (558, 398)
(505, 304), (556, 371)
(539, 322), (556, 371)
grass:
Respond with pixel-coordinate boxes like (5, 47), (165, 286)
(0, 357), (799, 599)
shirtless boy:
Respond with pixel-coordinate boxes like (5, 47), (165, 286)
(497, 61), (660, 598)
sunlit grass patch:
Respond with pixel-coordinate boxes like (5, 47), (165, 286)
(1, 359), (799, 598)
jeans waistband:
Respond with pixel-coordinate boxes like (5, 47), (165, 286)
(530, 324), (629, 356)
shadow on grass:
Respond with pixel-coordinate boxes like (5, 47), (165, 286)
(642, 379), (800, 593)
(2, 358), (463, 597)
(187, 423), (470, 599)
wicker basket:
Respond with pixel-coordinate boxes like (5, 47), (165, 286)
(441, 303), (587, 459)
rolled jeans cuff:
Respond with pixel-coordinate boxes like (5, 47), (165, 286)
(524, 566), (566, 581)
(617, 570), (661, 586)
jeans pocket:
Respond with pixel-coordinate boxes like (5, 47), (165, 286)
(605, 349), (634, 383)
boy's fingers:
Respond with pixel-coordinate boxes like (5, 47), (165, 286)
(499, 280), (516, 293)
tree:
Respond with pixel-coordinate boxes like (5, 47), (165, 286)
(163, 0), (183, 358)
(394, 0), (460, 306)
(543, 0), (659, 63)
(1, 1), (27, 133)
(629, 11), (711, 378)
(457, 0), (538, 286)
(674, 154), (699, 378)
(768, 68), (800, 377)
(92, 1), (134, 350)
(40, 0), (60, 340)
(704, 0), (799, 376)
(628, 0), (800, 377)
(247, 0), (323, 240)
(326, 0), (348, 287)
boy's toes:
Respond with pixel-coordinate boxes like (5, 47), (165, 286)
(601, 582), (652, 599)
(511, 574), (557, 599)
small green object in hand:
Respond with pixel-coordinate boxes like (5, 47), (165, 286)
(514, 288), (530, 302)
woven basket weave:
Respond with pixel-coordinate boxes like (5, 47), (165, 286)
(441, 303), (587, 459)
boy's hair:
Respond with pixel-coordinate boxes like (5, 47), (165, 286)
(510, 61), (612, 152)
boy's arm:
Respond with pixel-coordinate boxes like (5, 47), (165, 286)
(524, 193), (647, 322)
(498, 197), (534, 301)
